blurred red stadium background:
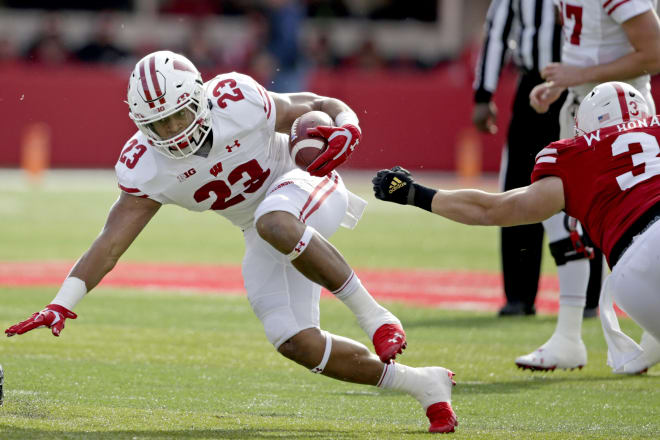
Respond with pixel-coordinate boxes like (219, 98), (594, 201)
(2, 1), (658, 172)
(0, 63), (517, 171)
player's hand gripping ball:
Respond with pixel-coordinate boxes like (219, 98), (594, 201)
(372, 166), (416, 205)
(289, 111), (334, 169)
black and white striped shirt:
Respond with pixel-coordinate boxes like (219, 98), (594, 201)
(473, 0), (562, 103)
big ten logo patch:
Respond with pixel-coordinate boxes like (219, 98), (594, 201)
(225, 139), (240, 153)
(209, 162), (223, 177)
(177, 168), (197, 182)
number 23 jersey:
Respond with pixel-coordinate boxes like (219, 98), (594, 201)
(115, 72), (297, 230)
(532, 117), (660, 264)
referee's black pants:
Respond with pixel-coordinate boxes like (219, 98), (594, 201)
(501, 71), (601, 311)
(500, 71), (562, 310)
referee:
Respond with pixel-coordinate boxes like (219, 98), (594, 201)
(473, 0), (602, 316)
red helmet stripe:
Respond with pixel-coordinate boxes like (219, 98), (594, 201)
(612, 83), (630, 122)
(149, 56), (166, 105)
(139, 59), (155, 108)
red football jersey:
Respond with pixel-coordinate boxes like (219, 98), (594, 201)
(532, 116), (660, 264)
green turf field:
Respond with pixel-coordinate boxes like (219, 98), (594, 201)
(1, 170), (659, 439)
(0, 170), (542, 271)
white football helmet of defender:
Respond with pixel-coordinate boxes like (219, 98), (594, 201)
(575, 81), (649, 135)
(126, 51), (211, 159)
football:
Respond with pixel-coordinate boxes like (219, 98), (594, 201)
(289, 111), (334, 168)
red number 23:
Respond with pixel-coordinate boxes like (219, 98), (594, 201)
(212, 78), (245, 109)
(194, 159), (271, 210)
(119, 139), (147, 169)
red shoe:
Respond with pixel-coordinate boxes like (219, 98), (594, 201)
(372, 323), (407, 363)
(427, 402), (458, 433)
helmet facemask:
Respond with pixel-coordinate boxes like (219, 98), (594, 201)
(127, 51), (212, 159)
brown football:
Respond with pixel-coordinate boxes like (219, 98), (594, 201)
(289, 111), (334, 169)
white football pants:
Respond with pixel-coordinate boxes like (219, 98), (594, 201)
(242, 168), (366, 348)
(600, 219), (660, 370)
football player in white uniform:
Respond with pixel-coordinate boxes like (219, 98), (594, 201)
(5, 51), (458, 433)
(515, 0), (660, 373)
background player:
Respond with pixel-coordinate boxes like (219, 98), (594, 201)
(516, 0), (660, 371)
(373, 81), (660, 374)
(5, 51), (458, 433)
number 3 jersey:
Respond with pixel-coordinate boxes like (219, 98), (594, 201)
(115, 72), (297, 230)
(531, 117), (660, 264)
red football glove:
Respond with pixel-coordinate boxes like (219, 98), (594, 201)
(306, 124), (361, 177)
(5, 304), (77, 337)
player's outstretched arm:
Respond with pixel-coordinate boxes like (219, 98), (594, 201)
(5, 192), (161, 337)
(270, 91), (361, 176)
(373, 167), (565, 226)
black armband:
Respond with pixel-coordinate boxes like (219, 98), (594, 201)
(412, 183), (437, 212)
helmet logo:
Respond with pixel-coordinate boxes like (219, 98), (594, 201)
(138, 55), (167, 108)
(177, 92), (190, 104)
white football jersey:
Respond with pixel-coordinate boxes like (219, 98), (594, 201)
(554, 0), (655, 96)
(115, 72), (297, 230)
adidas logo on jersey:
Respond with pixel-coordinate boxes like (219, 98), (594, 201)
(389, 177), (407, 194)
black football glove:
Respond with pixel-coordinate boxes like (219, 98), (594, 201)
(372, 166), (416, 205)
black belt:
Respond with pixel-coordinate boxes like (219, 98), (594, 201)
(609, 202), (660, 267)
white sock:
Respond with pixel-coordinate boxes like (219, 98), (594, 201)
(378, 363), (449, 409)
(557, 259), (589, 308)
(333, 272), (399, 338)
(554, 304), (584, 341)
(378, 363), (417, 394)
(553, 259), (588, 342)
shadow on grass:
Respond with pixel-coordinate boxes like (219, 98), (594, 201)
(403, 314), (556, 330)
(0, 426), (355, 439)
(457, 374), (636, 395)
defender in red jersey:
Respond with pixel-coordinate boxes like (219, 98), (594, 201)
(374, 82), (660, 374)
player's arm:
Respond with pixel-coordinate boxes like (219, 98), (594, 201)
(372, 166), (564, 226)
(269, 92), (355, 133)
(5, 192), (161, 337)
(70, 192), (161, 290)
(542, 9), (660, 87)
(270, 91), (361, 176)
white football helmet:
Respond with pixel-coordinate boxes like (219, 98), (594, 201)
(127, 51), (211, 159)
(575, 81), (649, 135)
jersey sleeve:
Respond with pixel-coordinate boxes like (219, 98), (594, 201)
(114, 133), (165, 204)
(601, 0), (653, 24)
(531, 142), (566, 183)
(206, 72), (276, 133)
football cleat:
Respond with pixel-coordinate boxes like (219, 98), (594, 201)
(427, 402), (458, 434)
(420, 368), (457, 433)
(515, 334), (587, 371)
(373, 323), (407, 363)
(614, 331), (660, 374)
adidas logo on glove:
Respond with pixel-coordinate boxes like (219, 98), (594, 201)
(389, 177), (407, 194)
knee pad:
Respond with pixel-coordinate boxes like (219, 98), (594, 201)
(549, 236), (593, 266)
